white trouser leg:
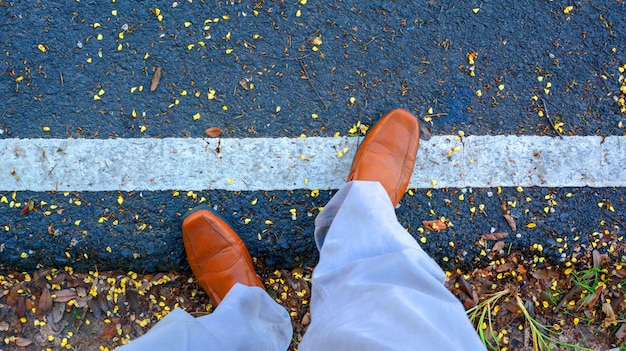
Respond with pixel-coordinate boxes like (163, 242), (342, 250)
(118, 283), (292, 351)
(299, 181), (485, 351)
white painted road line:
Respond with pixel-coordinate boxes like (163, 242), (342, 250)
(1, 136), (624, 191)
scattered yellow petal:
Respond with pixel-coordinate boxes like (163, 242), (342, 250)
(111, 10), (117, 16)
(472, 8), (480, 13)
(43, 126), (51, 132)
(526, 223), (537, 229)
(563, 5), (574, 14)
(117, 195), (123, 205)
(349, 97), (356, 104)
(193, 113), (201, 120)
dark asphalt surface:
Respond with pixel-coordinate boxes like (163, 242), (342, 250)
(1, 187), (624, 272)
(1, 1), (625, 272)
(2, 1), (625, 139)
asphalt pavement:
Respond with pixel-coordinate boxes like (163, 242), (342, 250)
(1, 0), (625, 272)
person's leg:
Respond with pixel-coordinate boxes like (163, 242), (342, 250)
(299, 181), (484, 350)
(119, 206), (292, 351)
(118, 284), (291, 350)
(299, 109), (484, 350)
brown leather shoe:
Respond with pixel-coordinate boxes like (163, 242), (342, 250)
(347, 108), (420, 207)
(182, 206), (263, 305)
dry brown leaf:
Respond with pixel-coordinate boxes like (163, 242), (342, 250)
(15, 337), (33, 347)
(25, 297), (35, 311)
(99, 318), (121, 340)
(592, 249), (601, 268)
(422, 219), (447, 231)
(504, 300), (521, 314)
(53, 289), (78, 303)
(495, 262), (513, 273)
(531, 269), (555, 290)
(480, 232), (509, 241)
(39, 287), (52, 314)
(126, 289), (141, 313)
(0, 321), (9, 331)
(16, 295), (25, 319)
(205, 127), (223, 138)
(301, 313), (310, 326)
(51, 302), (65, 324)
(150, 67), (162, 92)
(239, 78), (250, 90)
(19, 200), (34, 216)
(457, 276), (474, 299)
(503, 214), (516, 231)
(581, 286), (604, 309)
(76, 295), (92, 308)
(49, 272), (66, 285)
(6, 287), (19, 306)
(614, 268), (626, 279)
(151, 273), (165, 282)
(87, 299), (103, 319)
(492, 240), (506, 252)
(602, 302), (616, 324)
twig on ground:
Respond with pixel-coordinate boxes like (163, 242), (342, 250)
(296, 58), (329, 109)
(540, 98), (563, 139)
(423, 113), (448, 118)
(75, 306), (89, 334)
(601, 209), (626, 229)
